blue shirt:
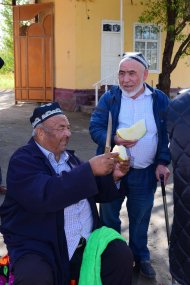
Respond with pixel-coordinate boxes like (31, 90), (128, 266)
(36, 142), (93, 259)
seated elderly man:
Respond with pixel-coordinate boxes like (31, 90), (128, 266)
(0, 168), (6, 193)
(0, 102), (133, 285)
(0, 56), (6, 194)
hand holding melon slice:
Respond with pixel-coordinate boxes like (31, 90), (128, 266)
(112, 145), (129, 161)
(117, 119), (146, 141)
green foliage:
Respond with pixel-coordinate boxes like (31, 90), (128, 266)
(139, 0), (190, 55)
(0, 50), (14, 73)
(139, 0), (190, 30)
(0, 0), (31, 74)
(139, 0), (167, 26)
(0, 0), (14, 73)
(138, 0), (190, 94)
(0, 72), (14, 89)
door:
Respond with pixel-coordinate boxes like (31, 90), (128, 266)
(101, 21), (122, 85)
(13, 3), (54, 103)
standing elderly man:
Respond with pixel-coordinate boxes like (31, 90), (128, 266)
(89, 52), (171, 279)
(0, 102), (133, 285)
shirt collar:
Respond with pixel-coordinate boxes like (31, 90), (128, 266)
(144, 84), (152, 96)
(35, 141), (69, 163)
(137, 84), (152, 99)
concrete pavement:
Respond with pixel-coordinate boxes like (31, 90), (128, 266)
(0, 90), (177, 285)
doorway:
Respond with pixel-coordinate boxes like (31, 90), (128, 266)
(13, 3), (54, 103)
(101, 20), (122, 85)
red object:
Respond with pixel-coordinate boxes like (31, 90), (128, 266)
(70, 280), (77, 285)
(0, 255), (9, 266)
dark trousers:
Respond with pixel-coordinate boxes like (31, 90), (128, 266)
(12, 254), (54, 285)
(12, 240), (133, 285)
(100, 164), (157, 262)
(101, 239), (133, 285)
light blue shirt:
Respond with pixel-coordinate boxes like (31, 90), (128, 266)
(118, 85), (158, 168)
(36, 142), (93, 260)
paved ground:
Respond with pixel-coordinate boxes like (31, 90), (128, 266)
(0, 90), (178, 285)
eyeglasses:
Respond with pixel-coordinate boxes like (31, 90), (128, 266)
(42, 126), (71, 133)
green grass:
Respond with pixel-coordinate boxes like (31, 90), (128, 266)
(0, 72), (14, 89)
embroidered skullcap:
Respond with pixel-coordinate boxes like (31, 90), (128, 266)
(30, 102), (64, 128)
(0, 57), (4, 69)
(122, 52), (149, 69)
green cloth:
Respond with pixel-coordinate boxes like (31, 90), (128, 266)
(78, 226), (127, 285)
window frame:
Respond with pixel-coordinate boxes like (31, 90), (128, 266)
(102, 21), (121, 33)
(133, 23), (161, 73)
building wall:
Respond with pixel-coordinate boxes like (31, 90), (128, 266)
(122, 2), (158, 88)
(38, 0), (190, 109)
(39, 0), (76, 89)
(75, 0), (120, 88)
(122, 1), (190, 90)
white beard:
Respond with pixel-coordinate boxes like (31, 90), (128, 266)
(121, 82), (144, 98)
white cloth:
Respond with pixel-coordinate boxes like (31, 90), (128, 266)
(118, 86), (158, 168)
(36, 142), (93, 260)
(0, 233), (8, 258)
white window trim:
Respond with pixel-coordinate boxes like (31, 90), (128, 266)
(133, 23), (161, 74)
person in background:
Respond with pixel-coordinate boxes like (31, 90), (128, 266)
(167, 89), (190, 285)
(0, 102), (133, 285)
(89, 52), (171, 279)
(0, 56), (6, 194)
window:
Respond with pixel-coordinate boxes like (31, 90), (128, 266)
(134, 24), (160, 72)
(103, 23), (120, 33)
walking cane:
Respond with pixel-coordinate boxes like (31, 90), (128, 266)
(160, 174), (177, 285)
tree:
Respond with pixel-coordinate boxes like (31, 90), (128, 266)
(139, 0), (190, 96)
(0, 1), (14, 73)
(0, 0), (32, 73)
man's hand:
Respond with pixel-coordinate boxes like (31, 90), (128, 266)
(114, 135), (137, 148)
(155, 164), (170, 185)
(113, 159), (130, 181)
(89, 153), (119, 176)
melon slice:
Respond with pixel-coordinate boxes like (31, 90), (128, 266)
(112, 145), (129, 161)
(117, 119), (146, 141)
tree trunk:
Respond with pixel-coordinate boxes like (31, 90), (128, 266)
(156, 1), (176, 97)
(157, 72), (171, 97)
